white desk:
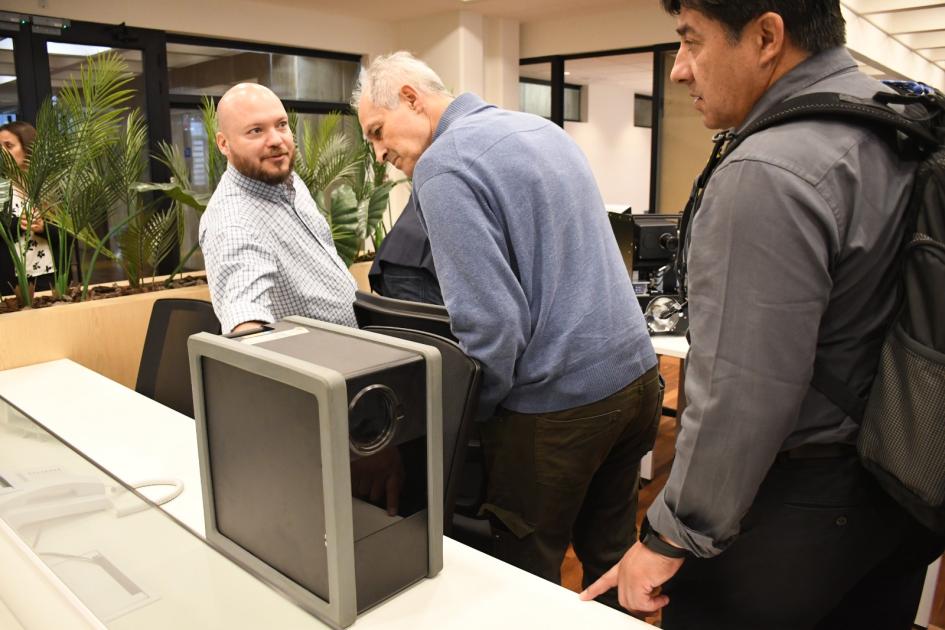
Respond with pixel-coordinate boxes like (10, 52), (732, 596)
(640, 335), (688, 480)
(0, 359), (653, 630)
(649, 334), (689, 360)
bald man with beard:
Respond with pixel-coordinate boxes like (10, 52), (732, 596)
(199, 83), (357, 333)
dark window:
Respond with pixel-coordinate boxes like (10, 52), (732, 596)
(519, 79), (583, 122)
(634, 94), (653, 128)
(0, 37), (17, 123)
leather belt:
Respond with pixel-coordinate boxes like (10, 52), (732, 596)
(777, 442), (856, 462)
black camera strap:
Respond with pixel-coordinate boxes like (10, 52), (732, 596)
(674, 129), (735, 302)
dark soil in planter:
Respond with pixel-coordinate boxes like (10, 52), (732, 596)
(0, 275), (208, 315)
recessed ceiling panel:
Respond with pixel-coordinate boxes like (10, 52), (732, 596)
(870, 6), (945, 34)
(845, 0), (944, 13)
(897, 30), (945, 49)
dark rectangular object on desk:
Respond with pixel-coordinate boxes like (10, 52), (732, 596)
(632, 214), (680, 261)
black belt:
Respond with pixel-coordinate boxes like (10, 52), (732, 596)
(777, 442), (856, 462)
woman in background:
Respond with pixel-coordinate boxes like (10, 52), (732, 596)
(0, 121), (56, 295)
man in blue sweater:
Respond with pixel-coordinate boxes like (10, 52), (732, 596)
(354, 52), (659, 602)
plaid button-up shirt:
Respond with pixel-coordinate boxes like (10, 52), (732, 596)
(199, 165), (357, 332)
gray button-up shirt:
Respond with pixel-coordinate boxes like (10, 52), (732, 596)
(199, 165), (357, 333)
(648, 48), (915, 557)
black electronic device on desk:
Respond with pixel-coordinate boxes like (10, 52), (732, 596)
(188, 318), (443, 628)
(608, 211), (689, 335)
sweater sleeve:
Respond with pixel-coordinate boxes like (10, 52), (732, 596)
(416, 171), (530, 418)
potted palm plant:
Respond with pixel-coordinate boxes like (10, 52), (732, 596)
(1, 52), (183, 307)
(0, 53), (210, 386)
(293, 112), (401, 267)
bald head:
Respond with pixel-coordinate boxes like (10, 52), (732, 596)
(216, 83), (296, 185)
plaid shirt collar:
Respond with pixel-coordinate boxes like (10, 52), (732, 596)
(226, 163), (297, 206)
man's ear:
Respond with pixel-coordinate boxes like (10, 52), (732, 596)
(216, 131), (229, 157)
(400, 85), (421, 111)
(755, 12), (786, 67)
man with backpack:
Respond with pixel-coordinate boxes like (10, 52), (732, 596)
(581, 1), (945, 628)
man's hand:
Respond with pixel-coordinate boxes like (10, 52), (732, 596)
(231, 320), (267, 334)
(579, 541), (685, 613)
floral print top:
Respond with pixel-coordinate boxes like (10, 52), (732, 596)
(11, 187), (55, 278)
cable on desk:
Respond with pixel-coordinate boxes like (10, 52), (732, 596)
(111, 479), (184, 517)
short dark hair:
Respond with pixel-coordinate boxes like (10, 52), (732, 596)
(659, 0), (845, 54)
(0, 120), (37, 152)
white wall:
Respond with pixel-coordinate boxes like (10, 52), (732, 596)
(565, 82), (651, 212)
(394, 11), (484, 96)
(484, 17), (521, 111)
(522, 2), (676, 58)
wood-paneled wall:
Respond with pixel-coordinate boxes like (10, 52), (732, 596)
(0, 285), (211, 389)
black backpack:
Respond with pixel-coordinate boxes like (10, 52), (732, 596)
(676, 84), (945, 533)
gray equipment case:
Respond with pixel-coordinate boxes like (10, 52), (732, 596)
(188, 316), (444, 628)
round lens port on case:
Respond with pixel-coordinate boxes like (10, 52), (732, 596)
(348, 384), (404, 456)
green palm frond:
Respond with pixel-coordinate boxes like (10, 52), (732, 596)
(141, 208), (178, 273)
(356, 179), (398, 241)
(324, 184), (360, 266)
(296, 112), (361, 200)
(116, 219), (144, 286)
(55, 53), (135, 182)
(144, 140), (202, 245)
(1, 100), (73, 213)
(200, 96), (226, 188)
(154, 140), (191, 188)
(109, 110), (150, 200)
(117, 207), (177, 286)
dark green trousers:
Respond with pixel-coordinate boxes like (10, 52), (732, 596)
(479, 366), (661, 606)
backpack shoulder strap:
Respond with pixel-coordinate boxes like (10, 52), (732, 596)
(724, 92), (941, 423)
(723, 92), (939, 161)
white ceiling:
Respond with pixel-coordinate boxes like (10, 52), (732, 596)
(844, 0), (945, 70)
(264, 0), (633, 22)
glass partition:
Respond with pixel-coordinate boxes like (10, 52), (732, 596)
(0, 37), (17, 123)
(166, 43), (359, 103)
(563, 52), (653, 213)
(0, 396), (325, 629)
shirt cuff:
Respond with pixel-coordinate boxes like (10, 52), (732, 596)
(645, 491), (732, 559)
(219, 304), (274, 334)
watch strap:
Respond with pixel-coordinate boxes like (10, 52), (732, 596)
(640, 517), (689, 559)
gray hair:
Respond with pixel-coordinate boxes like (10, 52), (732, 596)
(350, 51), (452, 110)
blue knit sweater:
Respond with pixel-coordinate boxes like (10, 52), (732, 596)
(414, 93), (656, 417)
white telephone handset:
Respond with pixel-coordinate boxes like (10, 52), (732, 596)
(0, 468), (110, 531)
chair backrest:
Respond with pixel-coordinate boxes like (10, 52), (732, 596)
(363, 325), (481, 535)
(353, 290), (455, 342)
(136, 298), (221, 418)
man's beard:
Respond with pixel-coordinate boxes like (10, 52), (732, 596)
(231, 149), (296, 185)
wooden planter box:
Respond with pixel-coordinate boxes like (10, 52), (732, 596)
(0, 282), (210, 389)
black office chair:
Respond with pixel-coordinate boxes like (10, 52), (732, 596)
(136, 298), (221, 418)
(364, 325), (492, 550)
(353, 290), (455, 342)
